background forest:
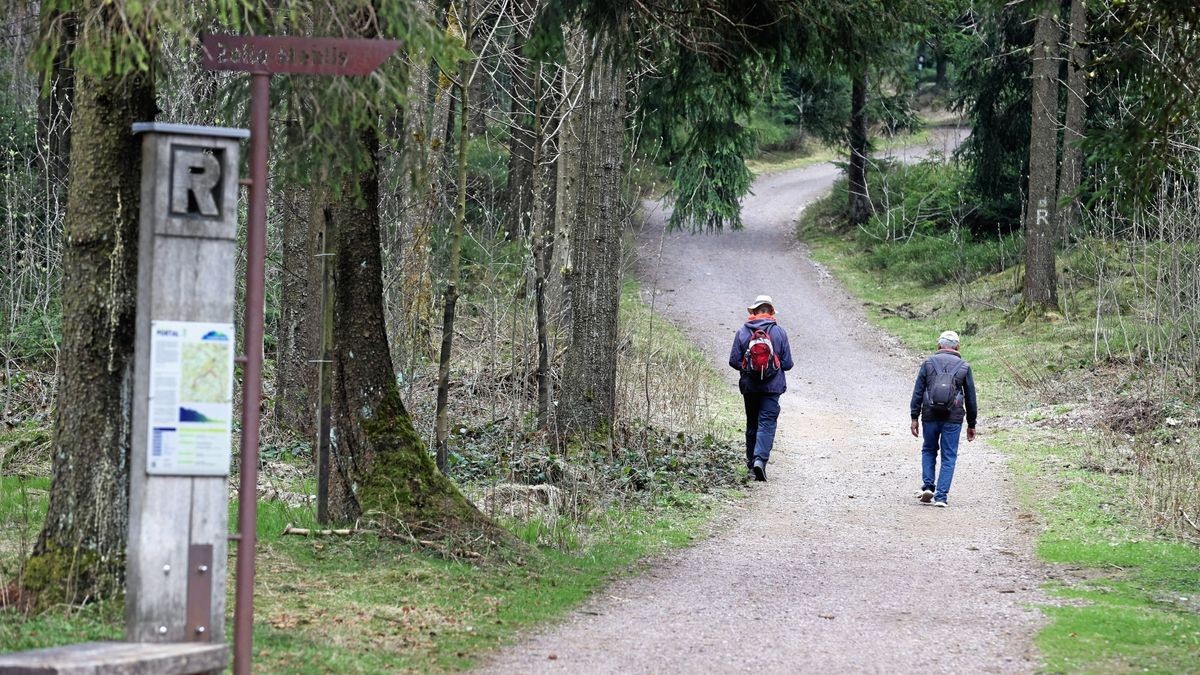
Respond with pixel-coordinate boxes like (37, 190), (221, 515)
(2, 0), (1200, 671)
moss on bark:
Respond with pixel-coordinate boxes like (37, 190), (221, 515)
(20, 544), (113, 608)
(28, 57), (154, 605)
(357, 387), (508, 545)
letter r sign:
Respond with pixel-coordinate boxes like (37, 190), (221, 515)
(133, 123), (246, 240)
(170, 146), (223, 218)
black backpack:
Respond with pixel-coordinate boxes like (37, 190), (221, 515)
(926, 360), (961, 412)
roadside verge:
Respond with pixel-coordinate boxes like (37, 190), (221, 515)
(798, 185), (1200, 673)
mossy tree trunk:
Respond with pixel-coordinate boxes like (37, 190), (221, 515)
(560, 53), (626, 439)
(1023, 2), (1061, 311)
(325, 128), (500, 542)
(26, 67), (155, 603)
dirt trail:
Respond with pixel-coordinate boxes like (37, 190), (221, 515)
(479, 132), (1044, 673)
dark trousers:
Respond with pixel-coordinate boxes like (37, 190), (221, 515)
(743, 392), (781, 467)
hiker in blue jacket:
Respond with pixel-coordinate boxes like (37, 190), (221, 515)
(728, 295), (794, 482)
(909, 330), (978, 507)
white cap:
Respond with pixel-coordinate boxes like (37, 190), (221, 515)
(747, 294), (775, 312)
(938, 330), (960, 347)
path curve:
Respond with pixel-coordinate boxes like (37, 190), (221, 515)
(480, 133), (1044, 673)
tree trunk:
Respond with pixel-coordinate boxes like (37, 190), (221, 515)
(1023, 3), (1061, 311)
(25, 68), (155, 603)
(933, 39), (948, 91)
(385, 1), (450, 371)
(1056, 0), (1088, 242)
(529, 65), (559, 428)
(559, 53), (626, 439)
(504, 54), (536, 241)
(325, 129), (499, 543)
(274, 121), (324, 439)
(548, 34), (585, 331)
(847, 73), (872, 226)
(396, 57), (452, 370)
(434, 35), (471, 475)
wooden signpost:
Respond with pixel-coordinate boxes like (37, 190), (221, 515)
(0, 124), (245, 675)
(125, 123), (247, 651)
(0, 34), (399, 675)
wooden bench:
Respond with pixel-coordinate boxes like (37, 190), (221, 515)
(0, 641), (226, 674)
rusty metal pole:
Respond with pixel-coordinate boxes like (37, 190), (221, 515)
(200, 33), (401, 674)
(314, 215), (334, 525)
(234, 70), (269, 675)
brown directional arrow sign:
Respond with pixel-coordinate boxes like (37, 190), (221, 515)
(201, 34), (399, 76)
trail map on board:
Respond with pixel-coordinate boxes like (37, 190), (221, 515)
(147, 320), (235, 475)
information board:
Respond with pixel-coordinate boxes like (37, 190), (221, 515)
(147, 320), (235, 475)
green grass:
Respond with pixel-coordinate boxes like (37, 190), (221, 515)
(874, 127), (932, 152)
(618, 280), (742, 438)
(0, 482), (725, 669)
(0, 476), (120, 650)
(0, 598), (122, 651)
(0, 280), (744, 670)
(745, 146), (837, 176)
(991, 428), (1200, 674)
(800, 188), (1200, 674)
(0, 476), (49, 575)
(245, 504), (714, 672)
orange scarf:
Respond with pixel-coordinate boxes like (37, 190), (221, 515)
(747, 312), (775, 321)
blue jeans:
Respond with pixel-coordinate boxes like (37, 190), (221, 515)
(744, 393), (781, 467)
(921, 419), (961, 503)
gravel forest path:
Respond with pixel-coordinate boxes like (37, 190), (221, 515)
(479, 133), (1045, 673)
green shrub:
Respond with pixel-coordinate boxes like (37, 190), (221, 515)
(806, 158), (1024, 287)
(859, 229), (1023, 286)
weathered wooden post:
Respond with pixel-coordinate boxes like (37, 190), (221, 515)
(0, 123), (244, 675)
(125, 123), (246, 654)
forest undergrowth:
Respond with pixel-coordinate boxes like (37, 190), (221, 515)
(800, 162), (1200, 672)
(0, 251), (746, 668)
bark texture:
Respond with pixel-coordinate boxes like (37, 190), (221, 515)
(26, 69), (155, 602)
(548, 34), (585, 325)
(1056, 0), (1088, 242)
(559, 55), (626, 438)
(847, 73), (872, 226)
(1023, 3), (1061, 310)
(274, 122), (324, 439)
(326, 130), (499, 543)
(530, 66), (559, 428)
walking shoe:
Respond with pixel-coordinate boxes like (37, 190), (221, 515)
(933, 500), (947, 508)
(752, 459), (767, 482)
(917, 488), (934, 504)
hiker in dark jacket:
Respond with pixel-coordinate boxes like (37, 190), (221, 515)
(909, 330), (978, 507)
(728, 295), (794, 482)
